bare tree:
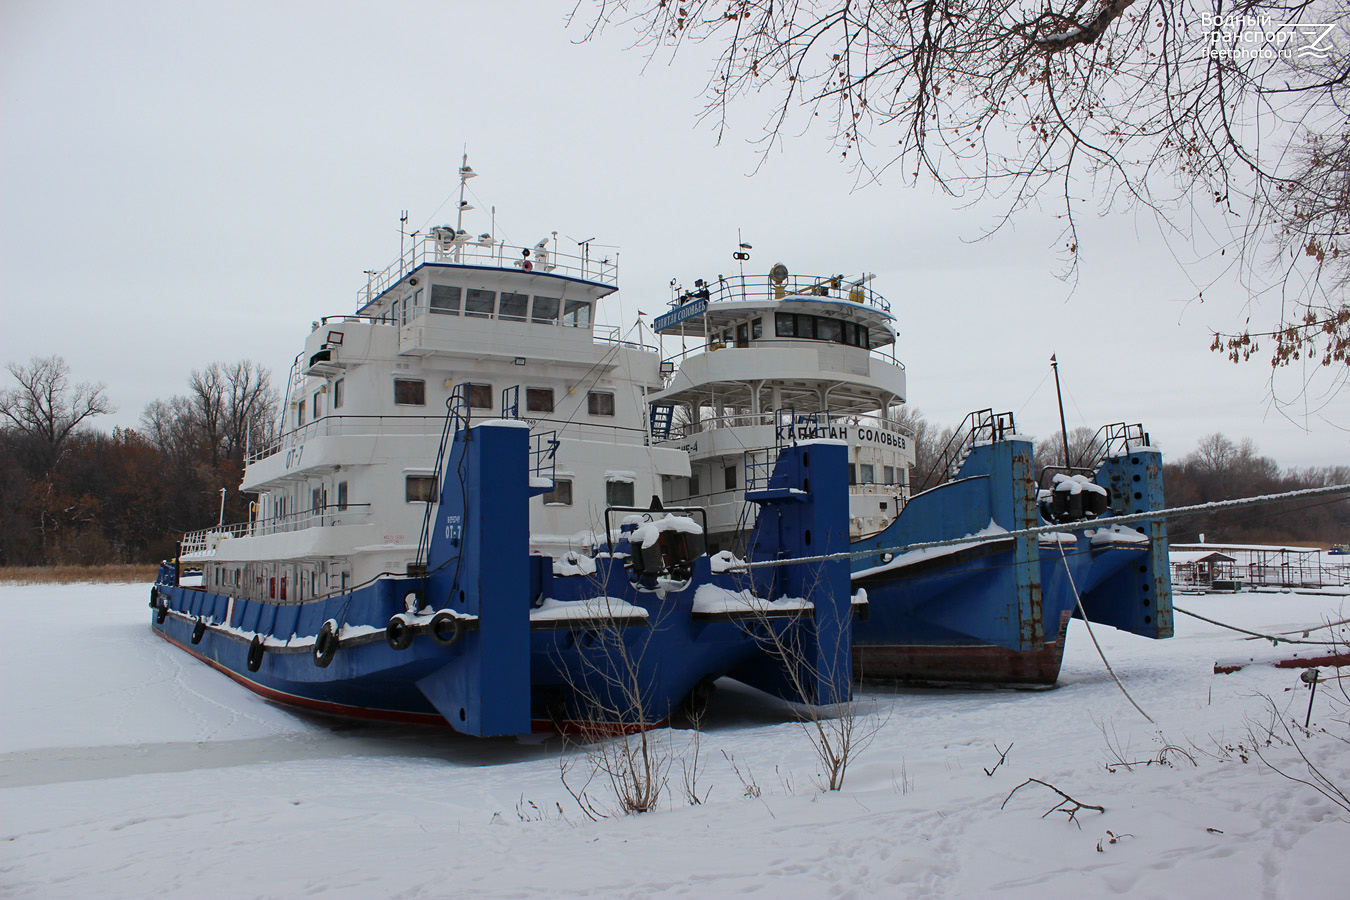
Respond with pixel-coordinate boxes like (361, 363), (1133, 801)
(0, 355), (113, 473)
(186, 361), (280, 466)
(1033, 425), (1108, 475)
(574, 1), (1349, 381)
(141, 361), (279, 468)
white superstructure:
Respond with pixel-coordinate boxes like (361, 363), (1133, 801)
(650, 265), (914, 549)
(181, 161), (686, 602)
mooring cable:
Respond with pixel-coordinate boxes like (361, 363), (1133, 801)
(1173, 605), (1346, 646)
(1056, 541), (1155, 724)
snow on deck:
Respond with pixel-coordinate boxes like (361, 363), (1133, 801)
(529, 595), (648, 622)
(2, 582), (1348, 899)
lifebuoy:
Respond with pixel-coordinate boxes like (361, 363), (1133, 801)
(430, 611), (463, 646)
(191, 618), (207, 644)
(386, 614), (414, 650)
(313, 620), (338, 667)
(247, 635), (265, 672)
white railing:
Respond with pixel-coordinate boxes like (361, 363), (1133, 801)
(662, 272), (891, 317)
(360, 234), (619, 306)
(661, 337), (904, 373)
(182, 504), (373, 555)
(661, 409), (914, 444)
(248, 414), (447, 464)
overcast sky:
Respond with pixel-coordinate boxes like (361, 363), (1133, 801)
(3, 0), (1346, 468)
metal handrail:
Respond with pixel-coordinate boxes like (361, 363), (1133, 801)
(915, 409), (1016, 494)
(360, 234), (619, 307)
(657, 408), (914, 444)
(662, 272), (891, 316)
(660, 337), (903, 372)
(248, 414), (449, 463)
(182, 503), (374, 553)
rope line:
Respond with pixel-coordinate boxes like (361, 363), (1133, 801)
(1173, 605), (1346, 646)
(724, 483), (1350, 572)
(1057, 541), (1154, 723)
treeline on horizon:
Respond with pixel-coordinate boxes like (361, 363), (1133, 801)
(1, 355), (1346, 567)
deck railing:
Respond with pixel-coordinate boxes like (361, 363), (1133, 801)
(360, 234), (619, 307)
(656, 408), (914, 445)
(660, 272), (890, 319)
(181, 504), (374, 555)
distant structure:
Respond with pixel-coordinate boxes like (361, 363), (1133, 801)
(1170, 543), (1348, 591)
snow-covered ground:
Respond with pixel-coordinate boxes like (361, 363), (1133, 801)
(2, 583), (1347, 899)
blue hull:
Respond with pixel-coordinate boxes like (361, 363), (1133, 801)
(848, 435), (1173, 685)
(153, 423), (856, 736)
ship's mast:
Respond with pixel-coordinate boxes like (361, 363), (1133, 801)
(456, 152), (476, 234)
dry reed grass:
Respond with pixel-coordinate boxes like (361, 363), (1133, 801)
(0, 564), (159, 585)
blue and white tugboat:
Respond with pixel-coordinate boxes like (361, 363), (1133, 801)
(150, 162), (855, 735)
(648, 262), (1173, 685)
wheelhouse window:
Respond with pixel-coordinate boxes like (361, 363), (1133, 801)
(751, 317), (763, 339)
(337, 481), (348, 511)
(774, 312), (870, 347)
(465, 288), (496, 318)
(406, 475), (436, 502)
(430, 284), (461, 315)
(532, 296), (560, 324)
(312, 392), (321, 420)
(394, 378), (426, 406)
(562, 299), (592, 328)
(333, 378), (344, 409)
(297, 401), (306, 427)
(526, 388), (554, 413)
(499, 291), (529, 321)
(542, 478), (572, 506)
(883, 466), (895, 485)
(606, 479), (635, 507)
(588, 391), (615, 416)
(859, 463), (875, 484)
(466, 383), (492, 409)
(724, 464), (736, 491)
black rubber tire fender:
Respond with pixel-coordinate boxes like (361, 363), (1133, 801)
(156, 603), (168, 625)
(429, 611), (464, 647)
(247, 635), (265, 672)
(191, 618), (207, 644)
(386, 614), (415, 650)
(313, 620), (339, 668)
(149, 586), (159, 609)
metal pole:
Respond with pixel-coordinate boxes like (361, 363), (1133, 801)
(1051, 353), (1071, 468)
(1303, 668), (1320, 728)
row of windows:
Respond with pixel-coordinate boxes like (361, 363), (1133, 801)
(541, 478), (634, 508)
(399, 285), (593, 327)
(393, 378), (615, 416)
(774, 313), (870, 347)
(296, 378), (618, 427)
(851, 464), (903, 486)
(299, 379), (344, 427)
(682, 461), (902, 497)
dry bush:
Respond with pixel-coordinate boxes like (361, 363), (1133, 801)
(0, 564), (159, 585)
